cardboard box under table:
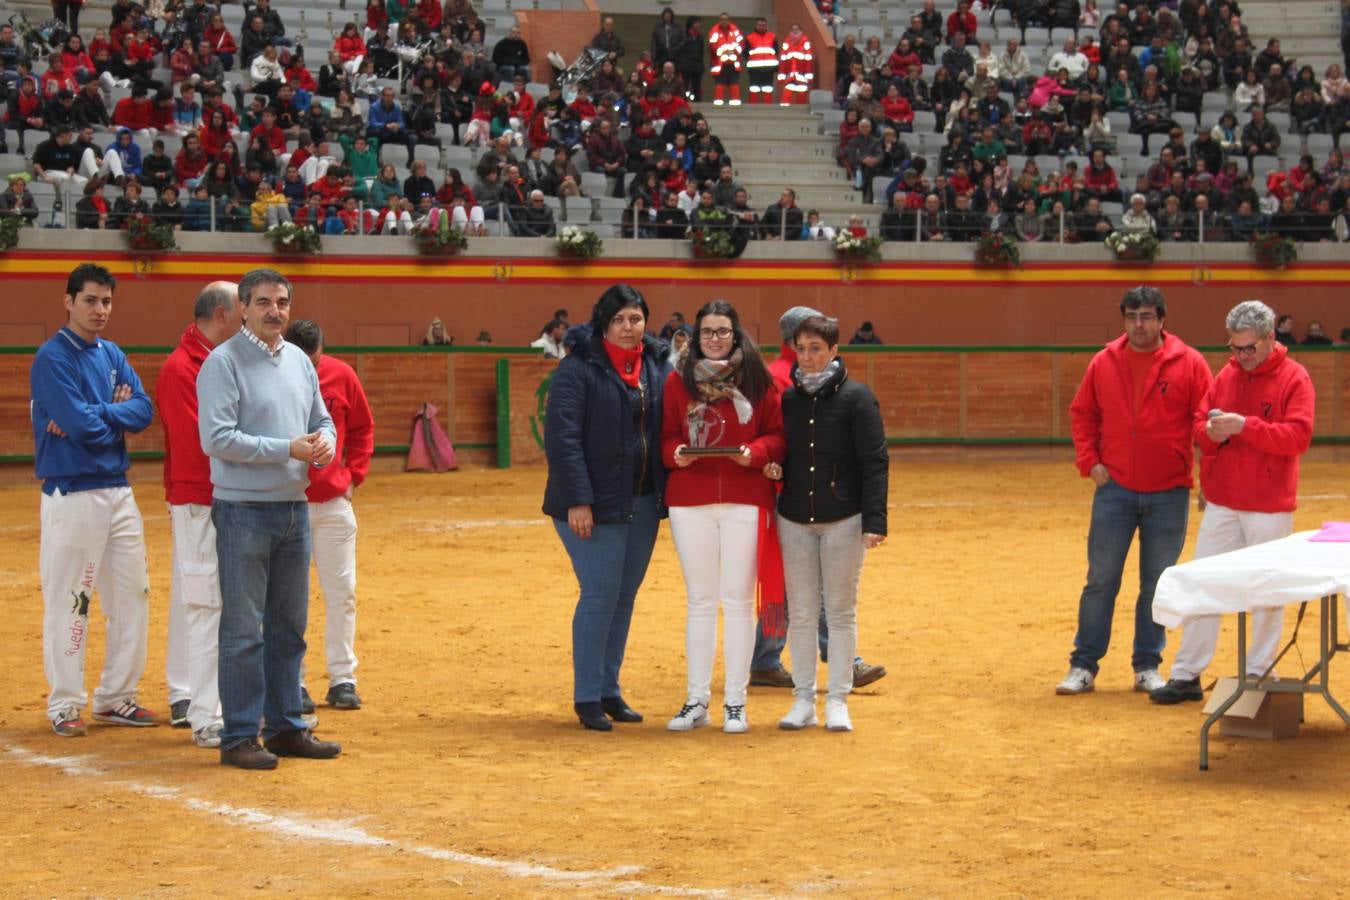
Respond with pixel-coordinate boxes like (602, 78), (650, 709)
(1153, 529), (1350, 771)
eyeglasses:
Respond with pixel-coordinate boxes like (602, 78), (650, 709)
(1227, 339), (1262, 355)
(700, 327), (734, 341)
(1123, 312), (1158, 324)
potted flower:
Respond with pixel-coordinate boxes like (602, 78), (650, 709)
(689, 210), (737, 259)
(0, 216), (19, 252)
(1104, 230), (1160, 262)
(556, 225), (603, 260)
(973, 231), (1021, 267)
(411, 214), (469, 256)
(1251, 231), (1297, 268)
(124, 213), (177, 252)
(265, 222), (322, 254)
(833, 230), (885, 263)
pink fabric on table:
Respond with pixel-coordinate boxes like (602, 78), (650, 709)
(1309, 522), (1350, 542)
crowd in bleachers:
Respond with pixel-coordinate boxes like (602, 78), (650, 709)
(824, 0), (1350, 242)
(0, 2), (815, 239)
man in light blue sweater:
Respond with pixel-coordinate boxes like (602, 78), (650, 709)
(197, 267), (339, 770)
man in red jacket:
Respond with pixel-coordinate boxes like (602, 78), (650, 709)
(1057, 286), (1213, 697)
(157, 281), (241, 748)
(284, 320), (375, 711)
(1150, 300), (1315, 704)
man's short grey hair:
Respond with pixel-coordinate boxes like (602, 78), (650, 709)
(1226, 300), (1276, 337)
(239, 268), (292, 306)
(193, 281), (238, 320)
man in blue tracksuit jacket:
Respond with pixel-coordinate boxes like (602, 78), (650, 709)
(30, 262), (158, 737)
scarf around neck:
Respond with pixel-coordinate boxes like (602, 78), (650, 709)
(796, 358), (841, 395)
(686, 347), (753, 424)
(603, 337), (643, 387)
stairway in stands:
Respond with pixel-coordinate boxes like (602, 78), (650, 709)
(697, 104), (877, 230)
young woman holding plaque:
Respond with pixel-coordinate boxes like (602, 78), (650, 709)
(660, 300), (786, 734)
(764, 315), (888, 733)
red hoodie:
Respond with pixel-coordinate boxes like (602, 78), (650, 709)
(157, 323), (216, 505)
(1194, 343), (1314, 513)
(306, 354), (375, 503)
(660, 368), (786, 510)
(1070, 331), (1213, 492)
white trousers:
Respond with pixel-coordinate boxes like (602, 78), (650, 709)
(43, 169), (89, 192)
(379, 209), (414, 234)
(40, 486), (150, 720)
(166, 503), (223, 731)
(79, 147), (125, 180)
(450, 205), (485, 227)
(778, 513), (864, 703)
(309, 496), (359, 686)
(1170, 502), (1293, 681)
(669, 503), (760, 706)
(298, 155), (334, 185)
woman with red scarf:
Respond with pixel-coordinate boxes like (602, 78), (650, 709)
(543, 285), (668, 732)
(175, 133), (210, 187)
(661, 299), (785, 734)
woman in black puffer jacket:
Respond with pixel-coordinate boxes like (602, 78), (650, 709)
(543, 284), (668, 732)
(765, 314), (888, 735)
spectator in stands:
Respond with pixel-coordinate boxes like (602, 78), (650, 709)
(1118, 192), (1156, 234)
(760, 187), (803, 240)
(366, 86), (415, 166)
(0, 173), (38, 226)
(32, 126), (88, 193)
(1273, 314), (1299, 345)
(654, 188), (689, 237)
(849, 321), (882, 345)
(75, 177), (110, 229)
(592, 16), (625, 61)
(489, 24), (529, 83)
(1075, 196), (1113, 241)
(515, 189), (556, 237)
(402, 159), (435, 204)
(947, 0), (978, 46)
(1302, 321), (1334, 345)
(1241, 107), (1281, 168)
(651, 8), (682, 70)
(846, 118), (885, 203)
(941, 32), (975, 83)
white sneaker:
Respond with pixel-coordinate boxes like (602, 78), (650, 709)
(1134, 669), (1166, 693)
(1055, 667), (1095, 695)
(666, 700), (710, 732)
(193, 723), (223, 749)
(723, 704), (748, 734)
(778, 699), (818, 730)
(824, 699), (852, 732)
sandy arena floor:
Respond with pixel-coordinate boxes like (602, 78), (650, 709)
(2, 459), (1350, 898)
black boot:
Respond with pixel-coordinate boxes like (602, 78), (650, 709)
(600, 696), (642, 723)
(574, 701), (613, 731)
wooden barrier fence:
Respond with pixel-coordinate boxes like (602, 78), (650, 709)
(1, 346), (1346, 467)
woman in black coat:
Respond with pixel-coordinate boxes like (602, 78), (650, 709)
(543, 284), (668, 731)
(673, 17), (705, 102)
(764, 314), (888, 734)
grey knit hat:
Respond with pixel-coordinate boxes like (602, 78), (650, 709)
(778, 306), (823, 342)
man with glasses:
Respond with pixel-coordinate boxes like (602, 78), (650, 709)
(1057, 286), (1213, 697)
(1149, 300), (1315, 704)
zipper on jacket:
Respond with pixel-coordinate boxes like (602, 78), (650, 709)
(808, 394), (818, 522)
(636, 377), (649, 501)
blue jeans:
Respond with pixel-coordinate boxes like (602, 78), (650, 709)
(1070, 481), (1189, 675)
(553, 494), (659, 703)
(214, 501), (312, 749)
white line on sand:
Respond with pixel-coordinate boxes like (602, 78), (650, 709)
(415, 518), (549, 531)
(2, 744), (725, 897)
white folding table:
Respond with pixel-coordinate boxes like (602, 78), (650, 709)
(1153, 530), (1350, 770)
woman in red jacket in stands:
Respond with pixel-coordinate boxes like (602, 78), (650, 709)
(661, 299), (785, 735)
(175, 132), (210, 188)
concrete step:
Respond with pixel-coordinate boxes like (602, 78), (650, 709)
(727, 137), (838, 161)
(702, 118), (822, 139)
(733, 162), (849, 182)
(739, 184), (864, 206)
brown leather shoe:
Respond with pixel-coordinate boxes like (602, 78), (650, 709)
(263, 729), (342, 759)
(749, 664), (795, 688)
(220, 739), (279, 770)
